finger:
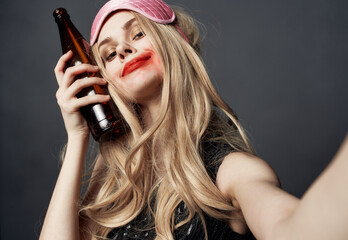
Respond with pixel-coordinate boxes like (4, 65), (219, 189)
(73, 94), (111, 108)
(67, 77), (108, 98)
(54, 50), (73, 86)
(62, 64), (99, 89)
(57, 92), (110, 113)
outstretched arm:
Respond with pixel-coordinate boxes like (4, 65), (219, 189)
(216, 133), (348, 240)
(276, 133), (348, 240)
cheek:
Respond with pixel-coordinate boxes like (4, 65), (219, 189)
(153, 56), (163, 80)
(143, 41), (163, 78)
(149, 51), (163, 83)
(109, 67), (122, 80)
(105, 61), (122, 82)
(106, 66), (127, 92)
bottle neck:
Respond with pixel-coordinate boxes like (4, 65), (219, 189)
(55, 15), (90, 64)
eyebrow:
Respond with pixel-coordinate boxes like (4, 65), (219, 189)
(98, 17), (137, 50)
(122, 17), (137, 31)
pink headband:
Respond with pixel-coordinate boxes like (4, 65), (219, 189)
(90, 0), (189, 46)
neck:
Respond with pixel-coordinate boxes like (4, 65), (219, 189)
(139, 94), (162, 129)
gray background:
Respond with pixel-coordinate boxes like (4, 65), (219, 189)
(1, 0), (347, 239)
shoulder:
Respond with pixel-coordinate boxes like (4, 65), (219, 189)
(216, 152), (280, 200)
(215, 152), (300, 239)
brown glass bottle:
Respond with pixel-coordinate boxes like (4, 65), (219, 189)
(53, 8), (127, 141)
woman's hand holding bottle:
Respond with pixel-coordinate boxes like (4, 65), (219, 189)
(54, 50), (110, 140)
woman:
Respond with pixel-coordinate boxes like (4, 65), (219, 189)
(40, 0), (348, 239)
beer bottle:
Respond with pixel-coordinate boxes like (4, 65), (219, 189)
(53, 8), (127, 141)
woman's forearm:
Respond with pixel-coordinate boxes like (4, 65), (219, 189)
(276, 133), (348, 240)
(40, 135), (89, 240)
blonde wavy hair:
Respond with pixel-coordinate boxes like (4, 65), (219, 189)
(79, 6), (253, 240)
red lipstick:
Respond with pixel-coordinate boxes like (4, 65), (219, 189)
(121, 53), (152, 77)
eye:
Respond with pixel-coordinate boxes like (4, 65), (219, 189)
(105, 51), (116, 61)
(133, 31), (145, 40)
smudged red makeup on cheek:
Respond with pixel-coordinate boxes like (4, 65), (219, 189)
(106, 48), (164, 102)
(147, 51), (163, 81)
(117, 49), (163, 82)
(136, 57), (163, 86)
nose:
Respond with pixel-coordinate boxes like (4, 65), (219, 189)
(116, 42), (135, 61)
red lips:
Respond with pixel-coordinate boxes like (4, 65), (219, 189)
(121, 53), (152, 77)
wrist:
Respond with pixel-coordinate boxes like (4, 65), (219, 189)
(67, 131), (90, 144)
(63, 132), (90, 165)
